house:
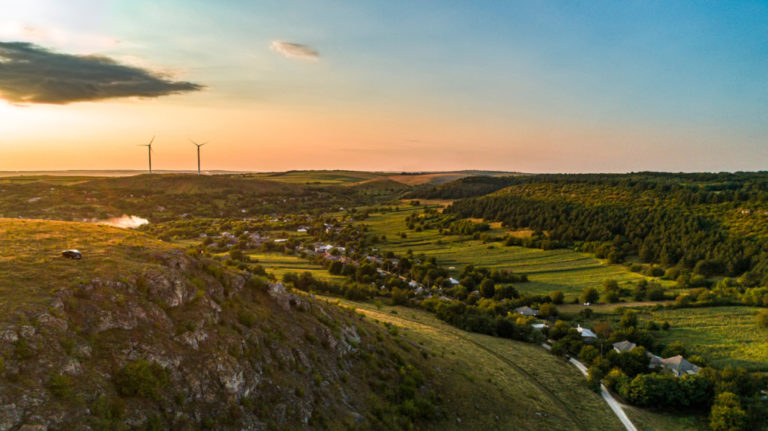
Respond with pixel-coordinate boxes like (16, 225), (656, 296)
(514, 306), (539, 317)
(660, 355), (700, 376)
(408, 280), (420, 288)
(448, 277), (460, 285)
(532, 323), (548, 331)
(647, 352), (663, 369)
(577, 325), (597, 342)
(612, 340), (637, 353)
(297, 228), (308, 233)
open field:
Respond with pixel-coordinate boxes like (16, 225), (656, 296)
(641, 306), (768, 371)
(363, 208), (669, 299)
(318, 295), (625, 431)
(251, 170), (386, 184)
(624, 406), (707, 431)
(0, 218), (175, 315)
(247, 252), (348, 283)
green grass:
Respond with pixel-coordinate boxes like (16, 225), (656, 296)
(364, 209), (669, 299)
(247, 252), (348, 283)
(319, 295), (626, 431)
(624, 405), (707, 431)
(0, 218), (176, 315)
(641, 306), (768, 371)
(250, 170), (386, 185)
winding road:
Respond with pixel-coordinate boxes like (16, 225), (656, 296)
(568, 358), (638, 431)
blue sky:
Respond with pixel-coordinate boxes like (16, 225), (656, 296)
(0, 1), (766, 172)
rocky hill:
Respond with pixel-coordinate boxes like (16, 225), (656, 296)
(0, 219), (440, 430)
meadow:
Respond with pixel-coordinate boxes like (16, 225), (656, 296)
(317, 295), (625, 431)
(363, 208), (667, 299)
(247, 252), (348, 283)
(641, 306), (768, 371)
(0, 218), (175, 315)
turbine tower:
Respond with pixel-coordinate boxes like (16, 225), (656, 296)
(190, 139), (208, 175)
(139, 137), (154, 173)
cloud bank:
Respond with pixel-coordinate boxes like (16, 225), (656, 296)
(0, 42), (203, 104)
(270, 40), (319, 61)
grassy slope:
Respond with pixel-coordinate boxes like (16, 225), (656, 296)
(0, 218), (175, 315)
(641, 306), (768, 371)
(363, 208), (665, 299)
(318, 296), (625, 431)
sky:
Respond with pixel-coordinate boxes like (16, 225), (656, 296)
(0, 0), (767, 173)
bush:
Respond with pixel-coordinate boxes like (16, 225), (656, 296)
(619, 310), (638, 328)
(48, 373), (73, 399)
(647, 286), (666, 301)
(709, 392), (748, 431)
(539, 302), (557, 318)
(550, 290), (564, 304)
(580, 287), (599, 304)
(114, 360), (169, 401)
(756, 309), (768, 329)
(238, 310), (257, 328)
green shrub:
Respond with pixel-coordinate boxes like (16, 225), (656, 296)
(237, 310), (257, 328)
(113, 359), (169, 401)
(48, 373), (73, 399)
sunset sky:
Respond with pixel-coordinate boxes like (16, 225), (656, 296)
(1, 1), (767, 173)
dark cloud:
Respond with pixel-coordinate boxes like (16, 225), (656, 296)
(0, 42), (203, 104)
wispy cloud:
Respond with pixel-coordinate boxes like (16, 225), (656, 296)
(0, 42), (203, 104)
(270, 40), (319, 61)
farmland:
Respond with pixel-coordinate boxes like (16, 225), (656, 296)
(362, 207), (668, 299)
(642, 306), (768, 371)
(247, 252), (348, 283)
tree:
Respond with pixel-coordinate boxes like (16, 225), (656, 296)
(539, 302), (557, 318)
(603, 279), (621, 303)
(661, 341), (687, 358)
(580, 286), (600, 304)
(619, 310), (638, 329)
(550, 290), (565, 304)
(756, 309), (768, 329)
(480, 279), (495, 298)
(709, 392), (748, 431)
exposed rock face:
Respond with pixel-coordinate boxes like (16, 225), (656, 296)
(0, 253), (431, 430)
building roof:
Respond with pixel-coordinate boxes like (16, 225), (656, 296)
(613, 340), (637, 352)
(515, 306), (539, 316)
(577, 325), (597, 338)
(660, 355), (700, 375)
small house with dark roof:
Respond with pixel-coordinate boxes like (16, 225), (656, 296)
(514, 306), (539, 317)
(660, 355), (700, 376)
(612, 340), (637, 353)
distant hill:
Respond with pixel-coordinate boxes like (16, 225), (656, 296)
(0, 174), (405, 222)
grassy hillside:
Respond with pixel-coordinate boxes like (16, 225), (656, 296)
(641, 306), (768, 371)
(0, 218), (175, 315)
(0, 219), (452, 429)
(362, 208), (666, 299)
(318, 296), (625, 431)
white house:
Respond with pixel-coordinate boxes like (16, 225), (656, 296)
(577, 325), (597, 342)
(448, 277), (460, 285)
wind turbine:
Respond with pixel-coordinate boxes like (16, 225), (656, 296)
(138, 137), (154, 173)
(190, 139), (208, 175)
